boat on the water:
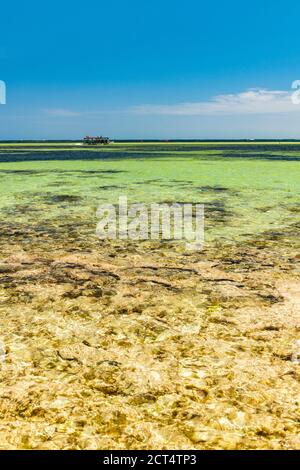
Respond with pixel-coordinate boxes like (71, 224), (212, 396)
(83, 135), (110, 145)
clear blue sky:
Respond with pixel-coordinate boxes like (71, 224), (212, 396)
(1, 0), (300, 139)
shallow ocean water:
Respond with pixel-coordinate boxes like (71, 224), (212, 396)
(0, 142), (299, 245)
(0, 142), (299, 450)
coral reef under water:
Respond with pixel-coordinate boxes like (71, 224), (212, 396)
(0, 222), (299, 450)
(0, 143), (299, 449)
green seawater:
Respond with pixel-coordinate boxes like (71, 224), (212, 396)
(0, 142), (299, 245)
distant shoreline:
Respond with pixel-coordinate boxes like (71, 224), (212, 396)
(2, 139), (300, 145)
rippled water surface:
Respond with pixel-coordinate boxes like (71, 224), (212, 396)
(0, 142), (299, 245)
(0, 142), (299, 450)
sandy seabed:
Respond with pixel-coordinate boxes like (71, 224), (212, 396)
(0, 223), (299, 450)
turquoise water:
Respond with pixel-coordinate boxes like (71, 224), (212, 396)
(0, 143), (299, 245)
